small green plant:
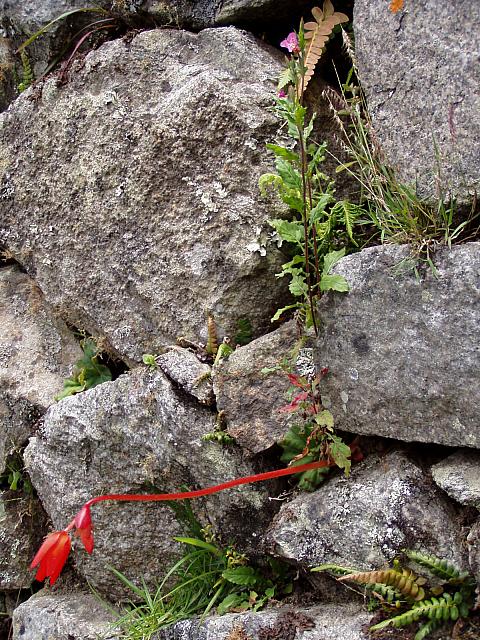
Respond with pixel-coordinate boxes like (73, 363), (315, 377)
(234, 317), (253, 347)
(0, 455), (32, 494)
(278, 368), (362, 490)
(202, 411), (236, 446)
(17, 7), (122, 83)
(142, 353), (159, 369)
(313, 551), (476, 639)
(261, 4), (364, 333)
(110, 522), (292, 639)
(55, 337), (112, 401)
(17, 50), (34, 93)
(324, 31), (478, 266)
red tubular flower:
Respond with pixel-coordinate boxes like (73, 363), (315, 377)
(74, 505), (94, 554)
(30, 530), (71, 585)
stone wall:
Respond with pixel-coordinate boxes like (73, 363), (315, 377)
(1, 1), (479, 639)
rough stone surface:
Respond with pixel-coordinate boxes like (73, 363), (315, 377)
(0, 27), (291, 362)
(155, 346), (214, 406)
(354, 0), (480, 202)
(24, 368), (276, 598)
(12, 592), (119, 640)
(0, 266), (82, 472)
(216, 0), (315, 26)
(214, 321), (308, 454)
(467, 519), (480, 587)
(315, 243), (480, 447)
(266, 451), (467, 571)
(431, 450), (480, 510)
(156, 604), (371, 640)
(0, 490), (48, 589)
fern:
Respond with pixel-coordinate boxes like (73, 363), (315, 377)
(205, 314), (218, 356)
(300, 1), (348, 95)
(370, 592), (464, 631)
(313, 565), (403, 604)
(415, 620), (440, 640)
(339, 568), (426, 601)
(317, 552), (475, 640)
(18, 51), (34, 93)
(405, 550), (473, 585)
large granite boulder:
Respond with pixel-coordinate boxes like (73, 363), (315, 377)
(24, 368), (276, 598)
(0, 266), (82, 472)
(315, 243), (480, 447)
(0, 27), (289, 362)
(156, 604), (371, 640)
(265, 451), (467, 571)
(354, 0), (480, 202)
(12, 592), (119, 640)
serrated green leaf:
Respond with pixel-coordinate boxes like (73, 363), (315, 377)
(269, 219), (304, 245)
(289, 273), (308, 297)
(270, 304), (299, 323)
(277, 67), (294, 90)
(314, 410), (334, 429)
(217, 593), (246, 615)
(222, 566), (260, 587)
(275, 158), (302, 191)
(258, 173), (282, 196)
(322, 248), (346, 275)
(329, 435), (351, 475)
(266, 144), (299, 163)
(309, 193), (334, 224)
(320, 274), (349, 292)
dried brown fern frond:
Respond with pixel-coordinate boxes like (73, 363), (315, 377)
(390, 0), (404, 13)
(300, 1), (348, 96)
(339, 568), (426, 601)
(206, 313), (218, 356)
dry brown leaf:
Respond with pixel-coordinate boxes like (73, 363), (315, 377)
(390, 0), (404, 13)
(300, 1), (349, 96)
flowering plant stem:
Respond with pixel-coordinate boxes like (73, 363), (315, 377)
(31, 460), (333, 585)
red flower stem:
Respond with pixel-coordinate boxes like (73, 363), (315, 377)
(84, 460), (331, 509)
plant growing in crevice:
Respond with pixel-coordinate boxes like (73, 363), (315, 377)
(323, 30), (479, 269)
(278, 368), (362, 490)
(55, 336), (112, 401)
(16, 7), (125, 85)
(0, 453), (32, 494)
(261, 2), (364, 333)
(109, 518), (293, 639)
(29, 459), (332, 587)
(313, 550), (476, 639)
(17, 51), (34, 93)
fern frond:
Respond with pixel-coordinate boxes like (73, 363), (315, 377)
(18, 50), (34, 92)
(405, 551), (472, 584)
(414, 620), (440, 640)
(300, 1), (348, 96)
(340, 569), (426, 601)
(390, 0), (404, 14)
(206, 314), (218, 356)
(370, 592), (463, 632)
(311, 563), (355, 576)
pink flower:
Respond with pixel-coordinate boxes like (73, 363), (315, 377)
(278, 89), (287, 98)
(280, 32), (300, 54)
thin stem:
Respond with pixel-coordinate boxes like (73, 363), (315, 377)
(85, 460), (331, 509)
(297, 125), (318, 336)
